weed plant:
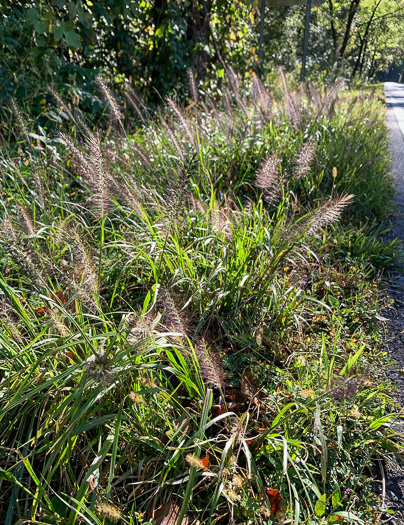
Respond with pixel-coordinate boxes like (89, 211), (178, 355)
(0, 70), (401, 525)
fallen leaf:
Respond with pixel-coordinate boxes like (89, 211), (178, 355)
(225, 388), (249, 403)
(260, 488), (283, 516)
(300, 388), (314, 398)
(51, 290), (75, 311)
(211, 405), (226, 418)
(240, 371), (261, 399)
(147, 501), (189, 525)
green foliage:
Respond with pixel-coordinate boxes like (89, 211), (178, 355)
(0, 72), (401, 524)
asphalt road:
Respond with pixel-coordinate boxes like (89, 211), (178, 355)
(383, 82), (404, 524)
(386, 82), (404, 137)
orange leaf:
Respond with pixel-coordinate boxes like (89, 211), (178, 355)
(259, 488), (283, 516)
(36, 307), (46, 317)
(211, 405), (226, 418)
(199, 455), (210, 471)
(51, 290), (75, 311)
(265, 488), (282, 516)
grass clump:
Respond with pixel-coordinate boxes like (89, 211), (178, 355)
(0, 71), (401, 524)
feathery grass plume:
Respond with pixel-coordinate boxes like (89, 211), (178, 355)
(189, 194), (206, 216)
(293, 140), (317, 179)
(127, 311), (154, 344)
(287, 91), (303, 128)
(165, 169), (190, 224)
(210, 205), (233, 241)
(158, 287), (190, 347)
(86, 131), (115, 218)
(159, 115), (184, 161)
(9, 97), (30, 143)
(48, 309), (70, 337)
(222, 85), (235, 117)
(166, 97), (196, 146)
(1, 215), (19, 245)
(96, 502), (122, 522)
(0, 300), (23, 344)
(55, 221), (99, 308)
(255, 154), (282, 206)
(278, 66), (300, 128)
(99, 154), (143, 214)
(329, 376), (360, 402)
(95, 75), (123, 129)
(69, 227), (99, 297)
(187, 68), (199, 104)
(306, 82), (323, 113)
(195, 336), (225, 389)
(123, 83), (148, 123)
(225, 65), (249, 117)
(33, 170), (48, 209)
(16, 204), (35, 236)
(60, 132), (92, 177)
(47, 85), (90, 135)
(252, 73), (272, 122)
(225, 65), (240, 94)
(317, 80), (344, 119)
(186, 454), (208, 470)
(129, 142), (153, 170)
(0, 215), (51, 289)
(221, 112), (239, 144)
(306, 194), (354, 236)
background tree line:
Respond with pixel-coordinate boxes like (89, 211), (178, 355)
(1, 0), (403, 116)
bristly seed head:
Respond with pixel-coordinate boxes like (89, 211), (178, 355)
(95, 75), (123, 129)
(96, 502), (122, 522)
(195, 337), (225, 389)
(255, 153), (282, 206)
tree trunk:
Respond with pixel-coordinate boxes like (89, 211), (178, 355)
(351, 0), (382, 78)
(339, 0), (361, 61)
(328, 0), (337, 57)
(368, 48), (377, 79)
(358, 39), (368, 77)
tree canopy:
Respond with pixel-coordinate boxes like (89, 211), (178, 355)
(1, 0), (403, 111)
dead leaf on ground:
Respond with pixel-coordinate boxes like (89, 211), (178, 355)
(300, 388), (314, 398)
(240, 371), (261, 403)
(147, 501), (190, 525)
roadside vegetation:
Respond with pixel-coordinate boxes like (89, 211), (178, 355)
(0, 69), (401, 524)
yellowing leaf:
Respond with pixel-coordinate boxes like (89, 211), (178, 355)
(230, 32), (237, 41)
(249, 12), (254, 24)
